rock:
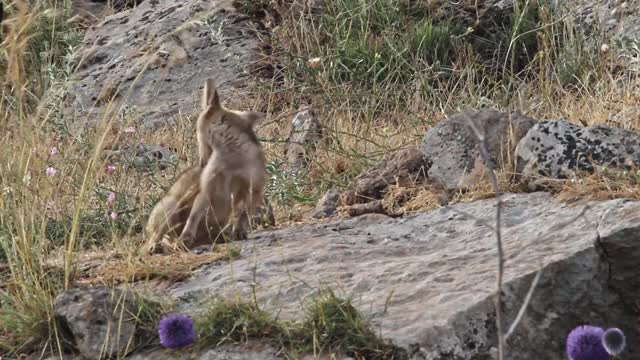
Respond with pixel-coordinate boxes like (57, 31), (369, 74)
(69, 0), (113, 28)
(285, 108), (322, 169)
(64, 0), (267, 130)
(341, 147), (430, 206)
(170, 192), (640, 359)
(54, 286), (143, 359)
(311, 188), (340, 219)
(343, 200), (385, 217)
(104, 143), (177, 171)
(515, 120), (640, 178)
(421, 109), (536, 189)
(127, 343), (280, 359)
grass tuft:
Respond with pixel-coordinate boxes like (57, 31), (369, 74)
(296, 288), (406, 359)
(192, 289), (405, 359)
(194, 297), (284, 351)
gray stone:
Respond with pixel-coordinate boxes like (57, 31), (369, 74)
(515, 120), (640, 178)
(54, 286), (141, 359)
(311, 187), (340, 219)
(285, 108), (322, 169)
(421, 109), (536, 190)
(341, 147), (430, 205)
(64, 0), (266, 130)
(104, 143), (177, 171)
(169, 192), (640, 359)
(127, 343), (279, 360)
(69, 0), (113, 27)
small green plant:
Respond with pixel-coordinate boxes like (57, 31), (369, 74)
(131, 293), (171, 349)
(265, 159), (316, 206)
(194, 297), (284, 350)
(297, 288), (406, 359)
(191, 290), (405, 359)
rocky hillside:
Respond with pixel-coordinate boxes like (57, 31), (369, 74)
(1, 0), (640, 359)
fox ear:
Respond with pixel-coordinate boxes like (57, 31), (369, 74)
(202, 79), (221, 111)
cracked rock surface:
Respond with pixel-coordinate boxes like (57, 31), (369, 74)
(64, 0), (266, 130)
(163, 192), (639, 359)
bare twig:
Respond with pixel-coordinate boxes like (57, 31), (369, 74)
(504, 269), (542, 341)
(462, 113), (506, 360)
(503, 204), (590, 341)
(462, 112), (594, 358)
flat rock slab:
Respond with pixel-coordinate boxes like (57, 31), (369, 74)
(166, 192), (640, 359)
(65, 0), (265, 129)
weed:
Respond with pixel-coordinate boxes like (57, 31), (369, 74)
(194, 297), (283, 350)
(192, 290), (405, 359)
(296, 288), (406, 359)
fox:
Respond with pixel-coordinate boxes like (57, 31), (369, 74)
(143, 166), (206, 254)
(176, 78), (268, 249)
(142, 165), (274, 255)
(142, 79), (268, 254)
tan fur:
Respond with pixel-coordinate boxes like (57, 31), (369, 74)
(142, 166), (224, 254)
(142, 80), (265, 255)
(177, 78), (267, 249)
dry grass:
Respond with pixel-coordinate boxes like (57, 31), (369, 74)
(1, 0), (640, 357)
(70, 245), (241, 286)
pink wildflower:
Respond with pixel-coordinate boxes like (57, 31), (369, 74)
(110, 212), (118, 220)
(124, 127), (136, 134)
(106, 165), (116, 174)
(46, 167), (57, 177)
(106, 192), (116, 206)
(49, 147), (59, 156)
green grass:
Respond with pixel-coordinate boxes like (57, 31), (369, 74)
(194, 298), (284, 350)
(295, 288), (406, 359)
(193, 289), (406, 359)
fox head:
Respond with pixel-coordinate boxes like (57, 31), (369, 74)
(199, 78), (264, 132)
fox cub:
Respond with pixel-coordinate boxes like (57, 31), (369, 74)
(143, 79), (268, 254)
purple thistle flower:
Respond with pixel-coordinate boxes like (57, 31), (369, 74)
(158, 313), (196, 349)
(602, 328), (625, 356)
(566, 325), (609, 360)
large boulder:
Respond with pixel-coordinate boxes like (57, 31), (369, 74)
(54, 286), (148, 359)
(515, 120), (640, 178)
(421, 109), (536, 189)
(168, 192), (640, 359)
(64, 0), (267, 130)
